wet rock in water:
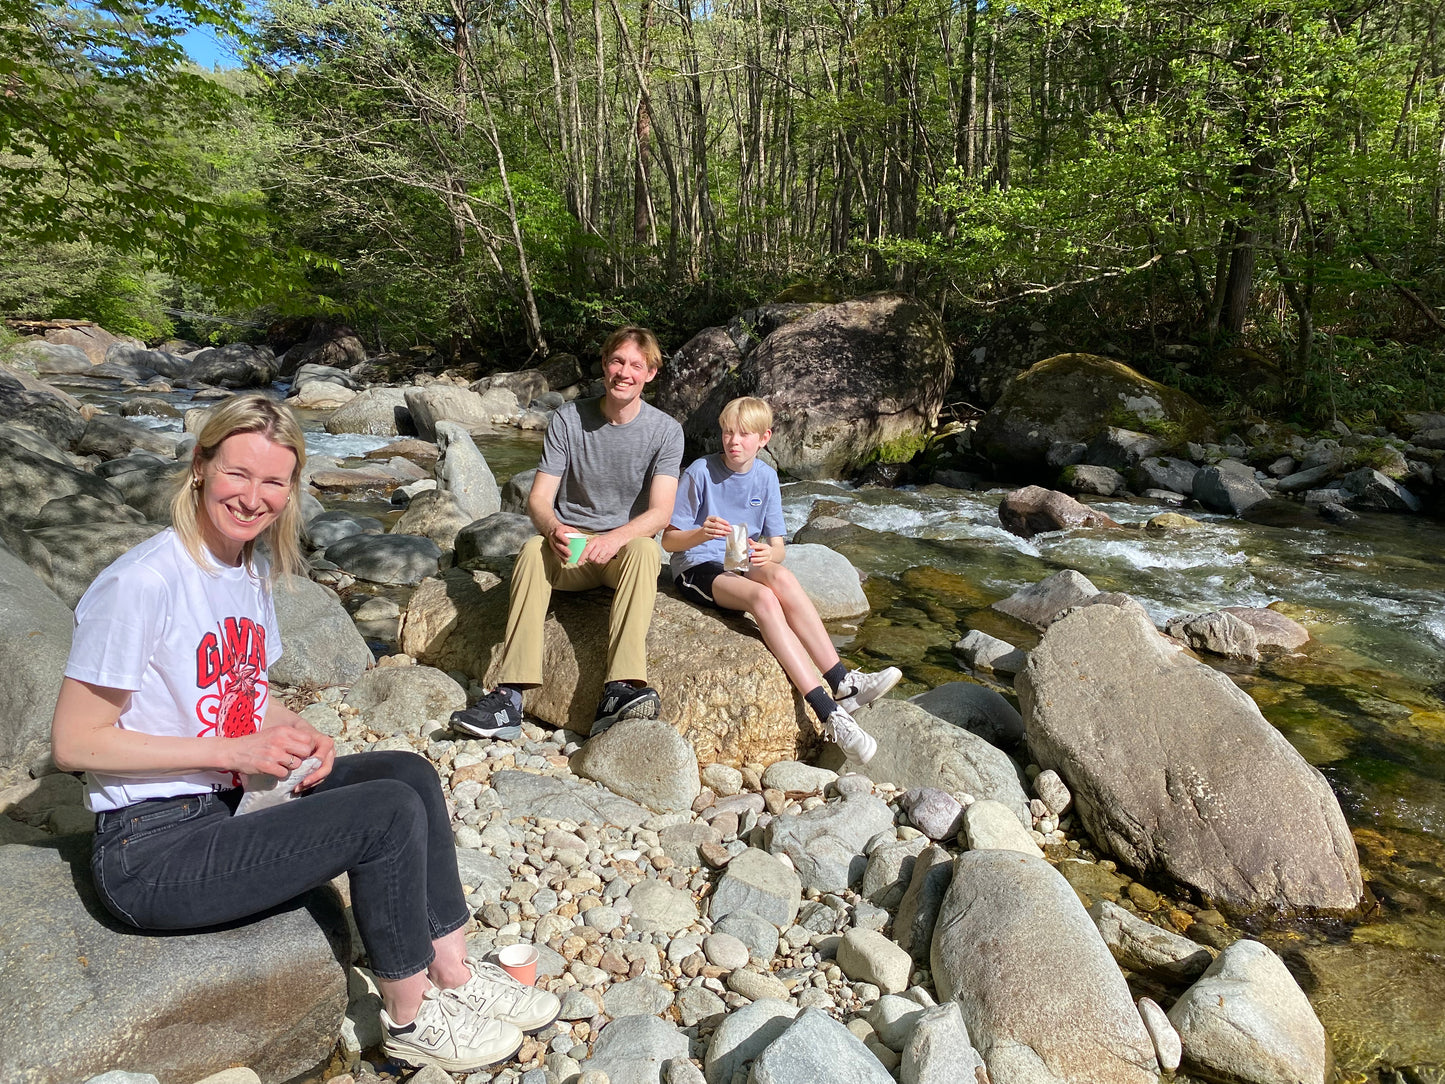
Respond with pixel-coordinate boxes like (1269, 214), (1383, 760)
(708, 848), (802, 928)
(1059, 463), (1126, 497)
(931, 849), (1159, 1084)
(453, 511), (536, 564)
(404, 385), (490, 441)
(434, 420), (501, 521)
(1133, 455), (1199, 496)
(750, 1007), (895, 1084)
(778, 543), (869, 620)
(704, 998), (798, 1084)
(1219, 606), (1309, 650)
(893, 844), (953, 960)
(1143, 511), (1202, 532)
(324, 387), (411, 436)
(998, 486), (1120, 540)
(819, 700), (1029, 826)
(579, 1014), (689, 1084)
(304, 509), (384, 548)
(1193, 460), (1269, 515)
(900, 1001), (989, 1084)
(271, 575), (373, 687)
(571, 717), (700, 815)
(1164, 610), (1260, 662)
(907, 682), (1025, 751)
(0, 837), (347, 1084)
(1087, 901), (1212, 982)
(1168, 940), (1326, 1084)
(764, 791), (895, 894)
(1017, 602), (1362, 918)
(991, 568), (1100, 629)
(953, 630), (1027, 676)
(0, 546), (73, 785)
(322, 533), (440, 585)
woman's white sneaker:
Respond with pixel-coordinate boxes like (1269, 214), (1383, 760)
(824, 707), (878, 765)
(837, 666), (902, 715)
(381, 986), (523, 1072)
(454, 958), (561, 1032)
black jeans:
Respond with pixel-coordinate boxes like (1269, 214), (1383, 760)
(91, 751), (469, 979)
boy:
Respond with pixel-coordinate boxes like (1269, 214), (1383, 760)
(663, 396), (899, 764)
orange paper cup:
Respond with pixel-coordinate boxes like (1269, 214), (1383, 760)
(497, 942), (539, 986)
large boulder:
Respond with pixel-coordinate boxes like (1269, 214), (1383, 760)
(404, 385), (493, 442)
(570, 717), (701, 814)
(180, 343), (279, 388)
(781, 543), (869, 620)
(908, 682), (1025, 751)
(28, 522), (164, 609)
(975, 354), (1212, 477)
(324, 388), (412, 436)
(270, 575), (374, 687)
(435, 420), (501, 521)
(670, 294), (952, 480)
(323, 533), (441, 586)
(342, 665), (465, 733)
(74, 413), (180, 460)
(819, 699), (1029, 824)
(100, 458), (182, 523)
(13, 340), (92, 374)
(999, 486), (1120, 539)
(1016, 602), (1362, 918)
(0, 547), (72, 783)
(390, 489), (475, 550)
(750, 1008), (896, 1084)
(400, 571), (813, 765)
(932, 849), (1159, 1084)
(43, 323), (118, 365)
(654, 326), (743, 425)
(0, 384), (87, 449)
(0, 836), (348, 1084)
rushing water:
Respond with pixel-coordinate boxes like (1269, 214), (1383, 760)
(76, 388), (1445, 1076)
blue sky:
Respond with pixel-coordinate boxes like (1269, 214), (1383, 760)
(178, 22), (244, 69)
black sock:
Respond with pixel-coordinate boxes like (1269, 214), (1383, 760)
(499, 685), (524, 710)
(805, 685), (838, 723)
(823, 662), (848, 693)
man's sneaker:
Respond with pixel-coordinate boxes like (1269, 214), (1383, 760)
(453, 958), (562, 1032)
(591, 681), (661, 737)
(450, 689), (523, 740)
(381, 986), (523, 1072)
(824, 706), (878, 765)
(836, 666), (902, 715)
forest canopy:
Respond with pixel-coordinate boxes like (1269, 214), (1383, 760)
(3, 0), (1444, 417)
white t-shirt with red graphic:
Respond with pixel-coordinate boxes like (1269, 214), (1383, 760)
(65, 528), (283, 813)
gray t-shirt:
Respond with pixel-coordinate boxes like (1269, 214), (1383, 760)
(537, 398), (685, 531)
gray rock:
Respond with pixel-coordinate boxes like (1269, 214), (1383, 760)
(703, 933), (750, 971)
(304, 510), (384, 548)
(270, 575), (373, 688)
(997, 486), (1121, 539)
(704, 998), (798, 1084)
(819, 700), (1028, 826)
(1193, 460), (1269, 515)
(454, 512), (537, 564)
(571, 718), (700, 815)
(501, 467), (537, 513)
(658, 821), (722, 867)
(1084, 427), (1166, 473)
(1164, 610), (1260, 662)
(181, 343), (278, 388)
(0, 838), (346, 1084)
(324, 388), (411, 436)
(28, 522), (162, 609)
(490, 769), (651, 828)
(709, 848), (802, 929)
(1168, 939), (1325, 1084)
(763, 793), (896, 894)
(991, 569), (1099, 630)
(91, 458), (178, 523)
(81, 1074), (161, 1084)
(899, 788), (964, 841)
(728, 968), (790, 1002)
(1032, 769), (1070, 816)
(390, 488), (474, 550)
(868, 993), (926, 1051)
(0, 435), (125, 523)
(1017, 603), (1362, 917)
(836, 929), (913, 995)
(434, 420), (502, 521)
(1087, 901), (1212, 981)
(676, 985), (727, 1027)
(1061, 464), (1125, 496)
(962, 799), (1043, 856)
(75, 414), (180, 460)
(12, 341), (92, 375)
(604, 977), (673, 1018)
(1274, 463), (1337, 493)
(1335, 467), (1421, 512)
(1137, 997), (1181, 1073)
(665, 1056), (708, 1084)
(28, 493), (147, 530)
(907, 683), (1025, 751)
(581, 1014), (690, 1084)
(893, 844), (953, 960)
(1132, 455), (1199, 496)
(750, 1007), (895, 1084)
(780, 544), (869, 621)
(404, 387), (492, 441)
(761, 761), (837, 794)
(627, 879), (699, 935)
(714, 910), (780, 961)
(1219, 607), (1310, 651)
(0, 546), (72, 784)
(322, 533), (441, 585)
(900, 1001), (988, 1084)
(932, 849), (1158, 1084)
(861, 836), (928, 906)
(343, 665), (464, 734)
(953, 630), (1027, 676)
(454, 850), (512, 897)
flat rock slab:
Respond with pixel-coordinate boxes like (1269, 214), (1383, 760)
(0, 837), (348, 1084)
(1017, 602), (1362, 918)
(489, 769), (652, 828)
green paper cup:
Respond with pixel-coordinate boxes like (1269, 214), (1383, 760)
(565, 533), (587, 566)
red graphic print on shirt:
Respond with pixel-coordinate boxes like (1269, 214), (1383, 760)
(194, 616), (269, 740)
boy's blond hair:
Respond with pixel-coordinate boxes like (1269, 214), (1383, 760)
(718, 396), (772, 435)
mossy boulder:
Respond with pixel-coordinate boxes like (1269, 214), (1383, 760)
(975, 353), (1214, 478)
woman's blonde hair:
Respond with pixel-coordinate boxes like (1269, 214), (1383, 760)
(170, 393), (308, 581)
(718, 396), (773, 435)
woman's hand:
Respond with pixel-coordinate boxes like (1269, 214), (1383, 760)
(225, 725), (320, 779)
(258, 702), (336, 789)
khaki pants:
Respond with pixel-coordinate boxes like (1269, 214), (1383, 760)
(495, 533), (660, 687)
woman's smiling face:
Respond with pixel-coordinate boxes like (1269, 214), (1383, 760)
(195, 431), (297, 565)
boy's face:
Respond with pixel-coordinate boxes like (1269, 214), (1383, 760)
(602, 339), (658, 409)
(721, 424), (770, 472)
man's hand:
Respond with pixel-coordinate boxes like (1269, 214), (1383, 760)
(547, 521), (579, 561)
(581, 529), (627, 565)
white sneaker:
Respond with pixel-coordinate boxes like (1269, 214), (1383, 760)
(381, 986), (523, 1072)
(453, 958), (561, 1033)
(836, 666), (902, 715)
(824, 707), (878, 765)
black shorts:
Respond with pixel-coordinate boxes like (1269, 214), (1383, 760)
(675, 561), (731, 610)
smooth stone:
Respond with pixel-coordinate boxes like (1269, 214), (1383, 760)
(627, 878), (699, 935)
(836, 929), (912, 995)
(900, 1001), (988, 1084)
(571, 717), (701, 815)
(322, 533), (441, 586)
(953, 629), (1027, 675)
(962, 799), (1043, 856)
(343, 665), (465, 734)
(604, 977), (673, 1018)
(0, 546), (73, 785)
(1138, 997), (1181, 1073)
(1032, 769), (1071, 816)
(675, 985), (727, 1027)
(780, 544), (870, 620)
(700, 763), (744, 797)
(664, 1055), (708, 1084)
(898, 788), (964, 841)
(713, 910), (780, 962)
(749, 1007), (894, 1084)
(991, 569), (1099, 629)
(867, 994), (925, 1051)
(490, 769), (651, 828)
(860, 836), (928, 906)
(709, 848), (802, 928)
(703, 933), (750, 971)
(726, 968), (790, 1001)
(761, 761), (837, 794)
(892, 845), (953, 960)
(762, 793), (896, 894)
(580, 1014), (689, 1084)
(703, 998), (798, 1084)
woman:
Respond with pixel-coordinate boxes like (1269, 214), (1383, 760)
(50, 393), (556, 1073)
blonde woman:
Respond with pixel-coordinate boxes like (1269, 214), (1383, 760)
(50, 393), (556, 1073)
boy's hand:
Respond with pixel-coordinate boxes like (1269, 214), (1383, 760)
(702, 515), (730, 540)
(748, 538), (773, 565)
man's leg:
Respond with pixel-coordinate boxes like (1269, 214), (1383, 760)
(495, 535), (609, 685)
(599, 536), (661, 683)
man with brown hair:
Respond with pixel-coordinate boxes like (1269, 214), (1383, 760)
(450, 327), (684, 738)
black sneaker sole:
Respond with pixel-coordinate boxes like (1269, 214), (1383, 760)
(591, 688), (661, 736)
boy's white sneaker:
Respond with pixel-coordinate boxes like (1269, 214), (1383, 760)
(824, 707), (877, 765)
(381, 986), (523, 1072)
(837, 666), (902, 715)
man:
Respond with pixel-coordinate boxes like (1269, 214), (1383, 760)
(449, 326), (684, 739)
